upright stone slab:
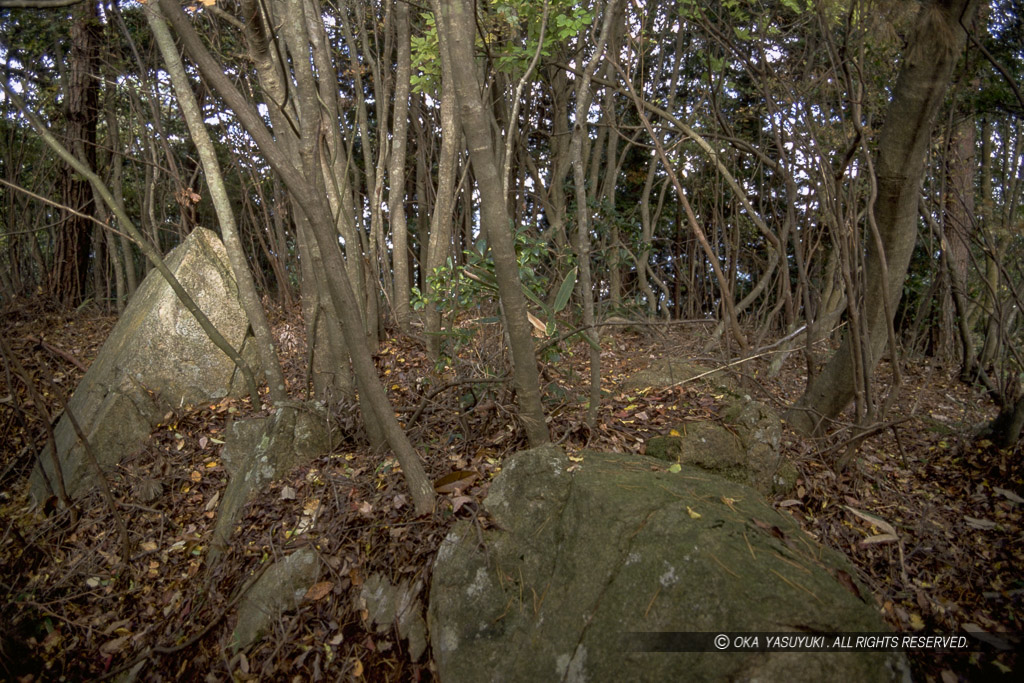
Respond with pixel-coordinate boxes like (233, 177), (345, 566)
(31, 228), (259, 502)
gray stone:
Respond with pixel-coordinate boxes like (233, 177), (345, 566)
(621, 358), (736, 393)
(429, 446), (907, 683)
(208, 406), (328, 569)
(647, 395), (797, 496)
(232, 548), (318, 650)
(30, 228), (259, 502)
(360, 573), (428, 662)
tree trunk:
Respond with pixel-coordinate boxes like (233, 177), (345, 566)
(389, 0), (413, 331)
(434, 0), (550, 446)
(424, 31), (461, 362)
(570, 0), (619, 428)
(53, 0), (101, 307)
(785, 0), (982, 435)
(147, 1), (288, 403)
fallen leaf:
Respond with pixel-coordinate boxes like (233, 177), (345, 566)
(190, 470), (201, 483)
(835, 569), (862, 600)
(686, 506), (702, 519)
(843, 506), (898, 536)
(205, 491), (219, 511)
(140, 541), (158, 553)
(305, 581), (333, 602)
(964, 516), (997, 530)
(280, 486), (297, 500)
(100, 634), (131, 656)
(859, 533), (900, 547)
(993, 487), (1023, 505)
(433, 470), (479, 494)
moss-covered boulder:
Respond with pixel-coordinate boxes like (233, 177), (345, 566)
(646, 394), (797, 496)
(428, 446), (906, 682)
(620, 358), (735, 393)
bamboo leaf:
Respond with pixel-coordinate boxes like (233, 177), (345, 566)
(552, 266), (578, 313)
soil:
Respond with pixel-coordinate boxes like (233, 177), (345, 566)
(1, 302), (1020, 681)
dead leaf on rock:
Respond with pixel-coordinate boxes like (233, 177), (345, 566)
(433, 470), (479, 494)
(860, 533), (900, 547)
(304, 581), (333, 602)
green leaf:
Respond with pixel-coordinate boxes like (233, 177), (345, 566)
(521, 285), (545, 309)
(552, 266), (578, 313)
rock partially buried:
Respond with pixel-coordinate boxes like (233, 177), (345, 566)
(428, 446), (907, 682)
(232, 548), (318, 650)
(30, 228), (259, 503)
(208, 406), (329, 570)
(359, 573), (428, 663)
(646, 394), (797, 496)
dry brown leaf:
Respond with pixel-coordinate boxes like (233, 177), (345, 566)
(433, 470), (479, 494)
(100, 634), (131, 656)
(304, 581), (333, 602)
(859, 533), (900, 547)
(526, 311), (546, 337)
(843, 505), (898, 536)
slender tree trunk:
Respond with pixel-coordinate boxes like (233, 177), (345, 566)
(424, 34), (461, 361)
(435, 0), (550, 446)
(785, 0), (982, 435)
(570, 0), (619, 427)
(147, 2), (288, 403)
(390, 0), (413, 331)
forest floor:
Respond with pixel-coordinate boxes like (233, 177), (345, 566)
(1, 302), (1021, 682)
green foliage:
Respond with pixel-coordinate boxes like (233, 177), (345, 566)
(411, 226), (578, 363)
(410, 13), (441, 94)
(410, 1), (596, 93)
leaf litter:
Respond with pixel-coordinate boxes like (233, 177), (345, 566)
(0, 305), (1020, 680)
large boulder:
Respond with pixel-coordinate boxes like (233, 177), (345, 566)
(429, 446), (907, 682)
(31, 228), (259, 502)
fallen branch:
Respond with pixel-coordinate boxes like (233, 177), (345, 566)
(25, 334), (88, 372)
